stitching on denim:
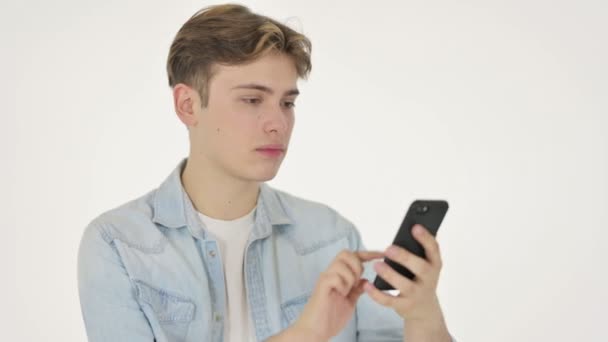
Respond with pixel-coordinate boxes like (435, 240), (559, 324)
(280, 292), (311, 325)
(133, 279), (195, 323)
(286, 229), (350, 255)
(98, 225), (167, 254)
(281, 292), (311, 308)
(246, 241), (271, 339)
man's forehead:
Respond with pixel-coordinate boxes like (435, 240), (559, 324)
(210, 68), (299, 94)
(212, 55), (298, 84)
(230, 83), (299, 96)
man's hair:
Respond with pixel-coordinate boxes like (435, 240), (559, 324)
(166, 3), (312, 108)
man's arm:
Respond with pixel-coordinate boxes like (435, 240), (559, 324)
(77, 220), (155, 341)
(404, 315), (453, 342)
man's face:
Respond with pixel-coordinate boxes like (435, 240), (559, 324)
(188, 52), (298, 183)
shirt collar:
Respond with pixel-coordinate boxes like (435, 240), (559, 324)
(151, 158), (293, 233)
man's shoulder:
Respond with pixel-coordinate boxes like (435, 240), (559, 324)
(266, 185), (361, 251)
(81, 188), (164, 251)
(268, 185), (349, 223)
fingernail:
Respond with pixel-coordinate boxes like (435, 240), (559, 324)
(413, 225), (424, 235)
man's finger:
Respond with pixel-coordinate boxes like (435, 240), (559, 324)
(321, 271), (349, 297)
(384, 244), (429, 281)
(330, 262), (357, 291)
(411, 224), (443, 267)
(355, 251), (385, 262)
(373, 261), (415, 293)
(336, 250), (364, 279)
(347, 278), (367, 302)
(363, 279), (398, 308)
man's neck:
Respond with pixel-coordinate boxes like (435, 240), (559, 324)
(180, 156), (260, 221)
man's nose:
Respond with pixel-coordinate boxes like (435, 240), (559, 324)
(262, 104), (289, 133)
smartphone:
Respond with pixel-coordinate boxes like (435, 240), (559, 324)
(373, 200), (449, 291)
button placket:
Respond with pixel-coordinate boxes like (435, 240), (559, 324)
(203, 240), (225, 342)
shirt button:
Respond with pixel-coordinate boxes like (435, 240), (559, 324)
(208, 250), (216, 258)
(214, 313), (222, 322)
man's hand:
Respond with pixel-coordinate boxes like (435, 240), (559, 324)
(292, 250), (384, 341)
(363, 224), (451, 341)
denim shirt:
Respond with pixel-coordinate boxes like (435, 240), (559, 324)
(78, 158), (455, 342)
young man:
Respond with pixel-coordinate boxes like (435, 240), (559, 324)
(77, 4), (455, 342)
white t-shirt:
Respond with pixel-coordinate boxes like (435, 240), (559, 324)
(198, 206), (257, 342)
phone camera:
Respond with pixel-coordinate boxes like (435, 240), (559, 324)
(416, 205), (429, 214)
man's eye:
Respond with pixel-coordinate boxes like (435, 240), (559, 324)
(283, 101), (296, 108)
(243, 98), (261, 104)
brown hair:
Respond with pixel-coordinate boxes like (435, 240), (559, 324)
(166, 3), (312, 108)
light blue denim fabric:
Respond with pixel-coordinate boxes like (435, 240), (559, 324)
(78, 157), (456, 342)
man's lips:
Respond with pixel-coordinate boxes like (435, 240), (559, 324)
(256, 144), (285, 151)
(256, 144), (285, 157)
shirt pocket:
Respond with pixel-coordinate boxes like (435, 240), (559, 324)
(134, 280), (195, 342)
(280, 292), (311, 329)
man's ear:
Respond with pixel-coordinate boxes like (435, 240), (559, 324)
(173, 84), (199, 128)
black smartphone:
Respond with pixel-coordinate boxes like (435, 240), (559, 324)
(373, 200), (449, 291)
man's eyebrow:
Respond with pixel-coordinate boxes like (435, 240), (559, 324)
(231, 83), (299, 96)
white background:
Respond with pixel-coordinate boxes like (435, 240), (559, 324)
(3, 0), (607, 341)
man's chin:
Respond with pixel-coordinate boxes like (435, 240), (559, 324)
(230, 167), (279, 183)
(255, 171), (279, 182)
(249, 167), (281, 182)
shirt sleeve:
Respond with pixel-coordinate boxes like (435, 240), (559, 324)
(346, 220), (458, 342)
(77, 220), (155, 341)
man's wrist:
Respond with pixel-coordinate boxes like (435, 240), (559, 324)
(291, 320), (327, 342)
(267, 323), (327, 342)
(403, 316), (451, 342)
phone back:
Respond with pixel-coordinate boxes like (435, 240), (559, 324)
(373, 200), (449, 290)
